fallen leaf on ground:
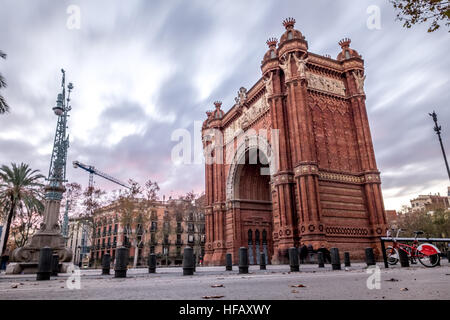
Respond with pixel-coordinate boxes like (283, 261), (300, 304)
(291, 284), (306, 288)
(400, 288), (408, 291)
(385, 278), (399, 282)
(211, 284), (224, 288)
(11, 284), (18, 289)
(202, 295), (224, 299)
(291, 290), (299, 293)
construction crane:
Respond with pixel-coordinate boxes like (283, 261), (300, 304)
(72, 160), (130, 189)
(71, 160), (130, 266)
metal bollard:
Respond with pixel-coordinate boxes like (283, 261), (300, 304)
(148, 253), (156, 273)
(101, 253), (111, 275)
(183, 247), (194, 276)
(51, 254), (59, 276)
(330, 248), (341, 270)
(317, 252), (325, 268)
(225, 253), (232, 271)
(398, 249), (409, 267)
(193, 254), (196, 272)
(289, 247), (299, 272)
(447, 251), (450, 263)
(36, 247), (53, 281)
(365, 248), (376, 266)
(344, 252), (351, 267)
(260, 252), (266, 270)
(114, 247), (129, 278)
(239, 247), (249, 274)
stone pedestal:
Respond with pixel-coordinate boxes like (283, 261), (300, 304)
(6, 186), (72, 274)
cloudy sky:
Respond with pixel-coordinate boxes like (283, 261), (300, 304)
(0, 0), (449, 211)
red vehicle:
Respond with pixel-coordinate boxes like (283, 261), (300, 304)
(386, 229), (441, 268)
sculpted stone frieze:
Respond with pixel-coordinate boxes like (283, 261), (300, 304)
(224, 95), (269, 143)
(306, 71), (346, 97)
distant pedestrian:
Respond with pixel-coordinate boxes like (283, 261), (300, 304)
(317, 246), (331, 264)
(299, 244), (308, 264)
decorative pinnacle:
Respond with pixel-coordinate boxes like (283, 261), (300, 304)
(266, 37), (278, 48)
(214, 101), (222, 109)
(339, 38), (351, 49)
(283, 17), (296, 30)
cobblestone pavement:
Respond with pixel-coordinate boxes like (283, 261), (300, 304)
(0, 262), (449, 300)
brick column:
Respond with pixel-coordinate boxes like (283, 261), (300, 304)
(267, 69), (297, 263)
(286, 65), (326, 248)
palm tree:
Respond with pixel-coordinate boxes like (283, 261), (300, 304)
(0, 50), (9, 114)
(0, 163), (44, 256)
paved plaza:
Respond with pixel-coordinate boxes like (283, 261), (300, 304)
(0, 262), (449, 300)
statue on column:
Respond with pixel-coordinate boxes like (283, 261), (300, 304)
(293, 53), (308, 78)
(263, 72), (274, 107)
(353, 70), (366, 94)
(280, 53), (292, 80)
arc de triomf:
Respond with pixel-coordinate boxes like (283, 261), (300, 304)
(202, 18), (388, 265)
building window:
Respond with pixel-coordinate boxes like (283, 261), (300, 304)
(188, 234), (194, 243)
(151, 221), (157, 232)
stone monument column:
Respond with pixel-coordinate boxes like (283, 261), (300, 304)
(7, 70), (73, 274)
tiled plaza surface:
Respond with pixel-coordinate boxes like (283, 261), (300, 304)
(0, 262), (449, 300)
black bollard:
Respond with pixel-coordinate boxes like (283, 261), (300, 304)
(398, 249), (409, 267)
(317, 252), (325, 268)
(289, 247), (299, 272)
(114, 247), (129, 278)
(183, 247), (194, 276)
(365, 248), (376, 266)
(148, 253), (156, 273)
(225, 253), (232, 271)
(36, 247), (53, 281)
(239, 247), (249, 274)
(447, 251), (450, 263)
(344, 252), (351, 267)
(101, 253), (111, 275)
(193, 254), (196, 272)
(330, 248), (341, 270)
(51, 254), (59, 276)
(260, 252), (266, 270)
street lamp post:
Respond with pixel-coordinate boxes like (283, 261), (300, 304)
(429, 111), (450, 181)
(7, 70), (74, 274)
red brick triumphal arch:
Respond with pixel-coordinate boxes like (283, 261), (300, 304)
(201, 18), (388, 265)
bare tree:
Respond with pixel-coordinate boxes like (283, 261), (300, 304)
(117, 179), (159, 268)
(79, 185), (106, 267)
(10, 206), (42, 249)
(390, 0), (450, 32)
